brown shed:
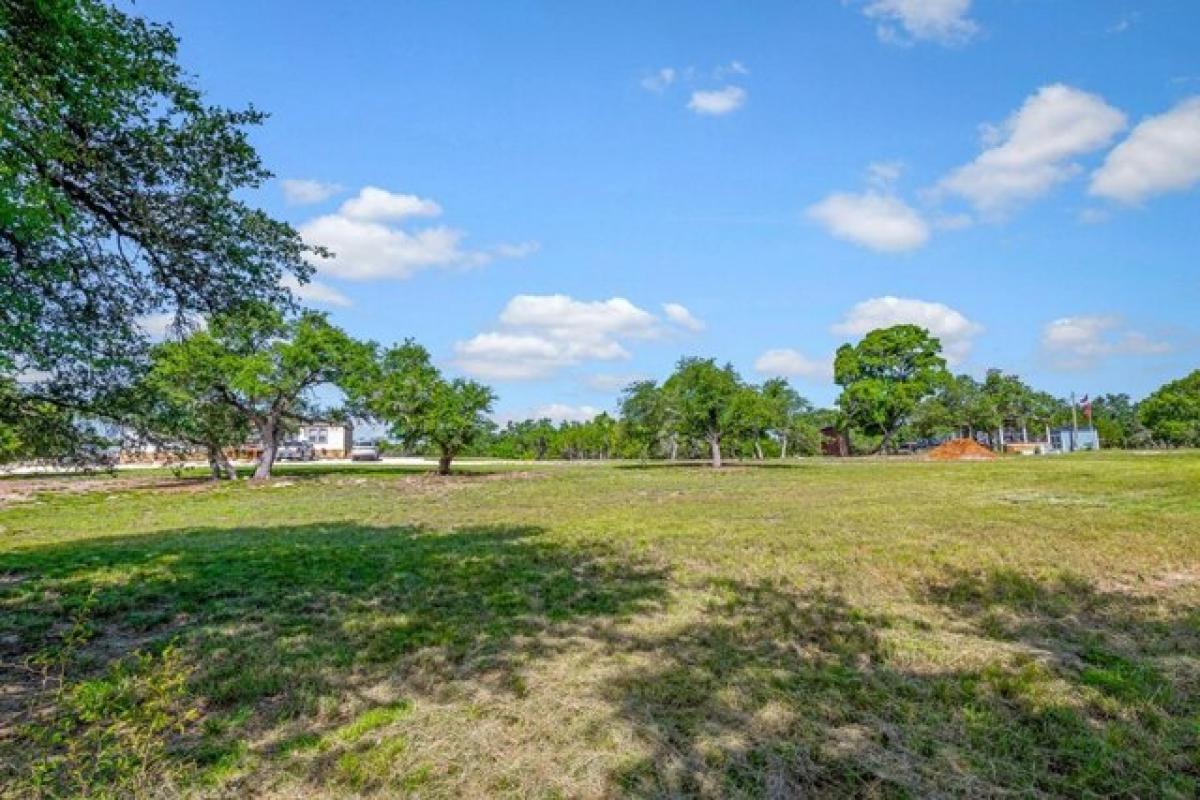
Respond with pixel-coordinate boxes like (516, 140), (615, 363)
(821, 426), (850, 457)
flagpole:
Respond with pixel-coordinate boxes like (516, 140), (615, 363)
(1070, 392), (1078, 452)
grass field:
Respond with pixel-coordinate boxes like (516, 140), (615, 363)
(2, 453), (1198, 798)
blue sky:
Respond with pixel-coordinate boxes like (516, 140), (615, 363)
(146, 0), (1200, 421)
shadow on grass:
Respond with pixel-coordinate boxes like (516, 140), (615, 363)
(4, 528), (1197, 798)
(923, 567), (1200, 703)
(0, 522), (666, 795)
(604, 575), (1199, 798)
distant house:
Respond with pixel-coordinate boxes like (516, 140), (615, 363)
(298, 422), (353, 458)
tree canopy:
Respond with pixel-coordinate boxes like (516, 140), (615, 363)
(619, 380), (667, 460)
(1138, 370), (1200, 447)
(0, 0), (312, 394)
(0, 375), (106, 466)
(148, 303), (374, 479)
(365, 341), (495, 475)
(112, 346), (251, 479)
(661, 358), (747, 468)
(834, 325), (950, 452)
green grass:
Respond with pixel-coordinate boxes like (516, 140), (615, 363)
(1, 453), (1198, 797)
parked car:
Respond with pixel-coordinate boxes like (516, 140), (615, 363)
(350, 442), (381, 462)
(277, 440), (316, 461)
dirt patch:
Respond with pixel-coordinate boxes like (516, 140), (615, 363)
(1099, 567), (1200, 597)
(0, 475), (217, 508)
(927, 439), (998, 461)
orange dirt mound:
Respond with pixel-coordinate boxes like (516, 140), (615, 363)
(927, 438), (998, 461)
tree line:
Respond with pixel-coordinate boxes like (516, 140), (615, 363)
(2, 0), (1198, 476)
(460, 326), (1199, 466)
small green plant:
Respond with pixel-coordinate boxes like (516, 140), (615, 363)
(25, 644), (199, 798)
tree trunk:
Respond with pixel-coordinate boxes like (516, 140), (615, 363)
(878, 427), (896, 454)
(206, 445), (235, 480)
(753, 439), (764, 460)
(709, 434), (722, 468)
(669, 436), (678, 461)
(206, 446), (224, 481)
(780, 434), (788, 460)
(253, 419), (279, 480)
(437, 450), (453, 476)
(217, 449), (236, 480)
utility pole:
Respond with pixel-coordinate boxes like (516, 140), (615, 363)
(1070, 391), (1079, 453)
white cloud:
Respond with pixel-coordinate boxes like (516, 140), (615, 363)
(455, 294), (694, 381)
(688, 86), (747, 116)
(498, 295), (660, 341)
(753, 349), (833, 381)
(938, 84), (1127, 216)
(641, 67), (677, 92)
(1089, 97), (1200, 205)
(298, 187), (533, 281)
(583, 372), (650, 392)
(281, 178), (343, 205)
(530, 404), (603, 424)
(862, 0), (979, 46)
(339, 186), (442, 221)
(301, 216), (469, 280)
(281, 274), (351, 308)
(455, 332), (596, 380)
(1041, 315), (1171, 370)
(832, 296), (983, 364)
(662, 302), (706, 332)
(807, 191), (930, 252)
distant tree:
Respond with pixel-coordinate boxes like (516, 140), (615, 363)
(729, 385), (774, 459)
(496, 419), (557, 460)
(619, 381), (666, 459)
(1138, 370), (1200, 447)
(1024, 390), (1064, 441)
(114, 346), (251, 480)
(153, 304), (375, 479)
(0, 0), (313, 394)
(367, 341), (495, 475)
(554, 413), (619, 460)
(760, 378), (813, 458)
(912, 377), (970, 439)
(661, 358), (746, 468)
(1090, 393), (1147, 448)
(982, 371), (1027, 444)
(834, 325), (950, 453)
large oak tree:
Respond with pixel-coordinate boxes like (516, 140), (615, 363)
(1, 0), (313, 396)
(152, 303), (375, 479)
(834, 325), (950, 453)
(661, 358), (746, 468)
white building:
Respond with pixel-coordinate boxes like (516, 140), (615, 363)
(298, 422), (353, 458)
